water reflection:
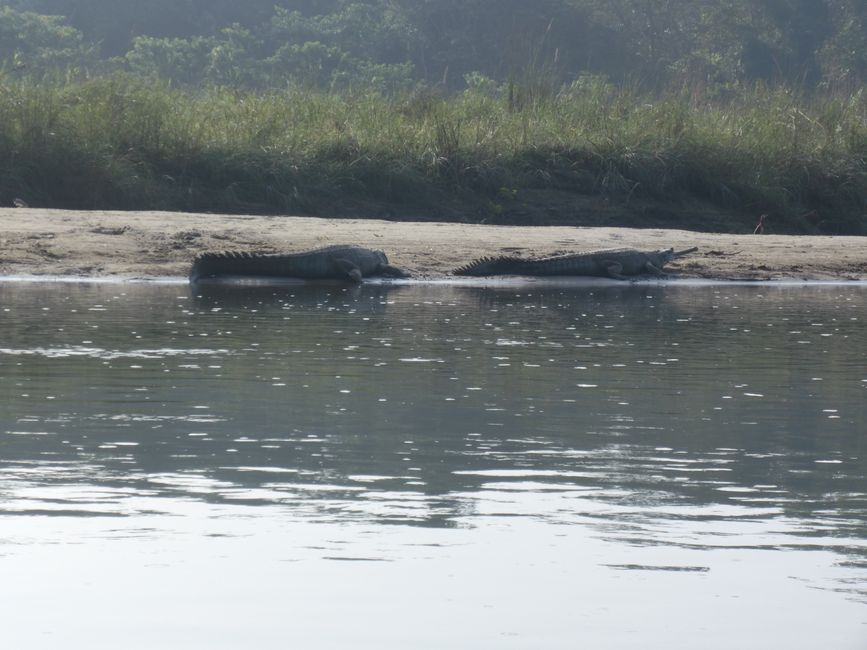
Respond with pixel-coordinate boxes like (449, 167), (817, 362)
(2, 280), (867, 646)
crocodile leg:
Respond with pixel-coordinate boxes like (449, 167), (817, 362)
(644, 261), (665, 274)
(333, 258), (364, 282)
(603, 261), (629, 280)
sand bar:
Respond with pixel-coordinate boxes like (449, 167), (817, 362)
(1, 208), (865, 281)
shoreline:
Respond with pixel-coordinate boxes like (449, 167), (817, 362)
(3, 275), (867, 289)
(1, 208), (866, 282)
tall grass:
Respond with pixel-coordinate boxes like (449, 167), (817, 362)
(1, 74), (865, 233)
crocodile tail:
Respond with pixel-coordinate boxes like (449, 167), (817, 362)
(190, 251), (267, 281)
(452, 256), (525, 276)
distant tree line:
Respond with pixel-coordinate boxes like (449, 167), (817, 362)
(2, 0), (866, 93)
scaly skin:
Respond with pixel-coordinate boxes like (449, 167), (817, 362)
(190, 245), (409, 283)
(453, 248), (698, 280)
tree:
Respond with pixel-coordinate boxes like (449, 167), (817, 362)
(0, 7), (96, 78)
(817, 0), (867, 88)
(3, 0), (867, 91)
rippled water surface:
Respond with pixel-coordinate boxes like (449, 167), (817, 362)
(2, 280), (866, 649)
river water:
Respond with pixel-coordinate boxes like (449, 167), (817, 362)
(1, 280), (866, 649)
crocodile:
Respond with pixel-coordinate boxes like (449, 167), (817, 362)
(189, 245), (410, 283)
(452, 247), (698, 280)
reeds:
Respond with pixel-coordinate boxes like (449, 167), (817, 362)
(1, 74), (865, 233)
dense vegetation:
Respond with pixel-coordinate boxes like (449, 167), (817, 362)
(1, 1), (866, 233)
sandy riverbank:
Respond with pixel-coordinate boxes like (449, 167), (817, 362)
(1, 208), (865, 281)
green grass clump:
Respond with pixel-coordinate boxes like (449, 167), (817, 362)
(1, 74), (865, 233)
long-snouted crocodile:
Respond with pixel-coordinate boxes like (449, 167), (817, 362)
(190, 245), (410, 283)
(452, 247), (698, 280)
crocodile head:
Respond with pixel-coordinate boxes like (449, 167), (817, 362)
(372, 249), (411, 278)
(657, 247), (698, 260)
(653, 247), (698, 268)
(645, 248), (675, 269)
